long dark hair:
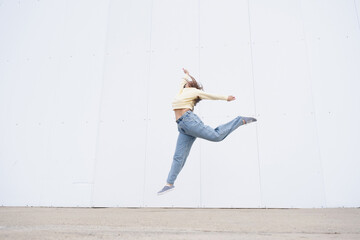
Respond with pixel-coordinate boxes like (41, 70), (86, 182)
(188, 75), (204, 106)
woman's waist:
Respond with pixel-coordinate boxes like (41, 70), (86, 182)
(174, 108), (192, 122)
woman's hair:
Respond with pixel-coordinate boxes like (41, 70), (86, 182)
(187, 75), (204, 106)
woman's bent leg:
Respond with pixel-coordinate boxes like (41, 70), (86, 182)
(166, 132), (196, 185)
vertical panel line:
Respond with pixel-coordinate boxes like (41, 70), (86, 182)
(142, 0), (154, 207)
(91, 0), (112, 207)
(247, 0), (263, 208)
(354, 0), (360, 30)
(299, 0), (327, 207)
(198, 0), (203, 208)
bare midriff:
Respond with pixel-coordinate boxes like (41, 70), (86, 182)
(174, 108), (192, 121)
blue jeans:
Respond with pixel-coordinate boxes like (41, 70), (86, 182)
(166, 111), (246, 185)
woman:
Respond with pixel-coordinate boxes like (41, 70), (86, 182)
(157, 68), (257, 195)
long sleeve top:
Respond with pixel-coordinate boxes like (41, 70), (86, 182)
(171, 74), (229, 111)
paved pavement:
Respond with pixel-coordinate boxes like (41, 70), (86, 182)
(0, 207), (359, 239)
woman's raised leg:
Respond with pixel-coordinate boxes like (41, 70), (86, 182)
(187, 116), (256, 142)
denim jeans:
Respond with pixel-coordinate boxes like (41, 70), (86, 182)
(166, 111), (246, 185)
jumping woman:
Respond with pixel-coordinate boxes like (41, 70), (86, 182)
(157, 68), (257, 195)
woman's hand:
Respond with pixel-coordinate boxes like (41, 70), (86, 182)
(183, 68), (189, 75)
(227, 95), (236, 101)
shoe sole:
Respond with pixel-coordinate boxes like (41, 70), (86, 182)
(157, 187), (175, 196)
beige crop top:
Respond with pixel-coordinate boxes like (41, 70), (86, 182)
(172, 74), (229, 111)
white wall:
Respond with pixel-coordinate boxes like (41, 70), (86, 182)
(0, 0), (359, 208)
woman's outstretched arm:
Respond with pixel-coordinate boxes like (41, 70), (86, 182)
(182, 68), (236, 101)
(196, 89), (235, 102)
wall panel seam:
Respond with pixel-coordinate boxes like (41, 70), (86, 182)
(299, 0), (327, 207)
(90, 0), (112, 207)
(354, 0), (360, 30)
(143, 0), (154, 207)
(247, 0), (263, 208)
(198, 0), (203, 208)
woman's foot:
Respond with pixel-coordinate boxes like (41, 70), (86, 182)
(157, 185), (175, 195)
(242, 117), (257, 124)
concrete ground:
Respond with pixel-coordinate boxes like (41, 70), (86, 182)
(0, 207), (359, 240)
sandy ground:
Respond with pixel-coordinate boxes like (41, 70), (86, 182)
(0, 207), (359, 240)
